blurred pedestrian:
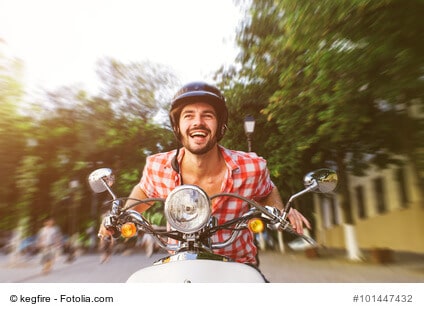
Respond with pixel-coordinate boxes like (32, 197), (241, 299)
(36, 217), (62, 274)
(62, 234), (77, 263)
(7, 227), (24, 266)
(86, 224), (97, 253)
(99, 235), (113, 263)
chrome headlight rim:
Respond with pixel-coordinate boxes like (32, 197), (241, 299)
(164, 185), (212, 234)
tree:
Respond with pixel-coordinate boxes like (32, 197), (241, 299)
(267, 0), (423, 221)
(220, 0), (424, 258)
(0, 45), (29, 230)
(226, 0), (423, 213)
(96, 57), (178, 122)
(23, 79), (177, 235)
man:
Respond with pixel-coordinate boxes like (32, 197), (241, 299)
(100, 81), (310, 265)
(37, 217), (62, 274)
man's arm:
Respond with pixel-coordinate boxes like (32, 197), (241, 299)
(125, 184), (152, 213)
(257, 186), (284, 211)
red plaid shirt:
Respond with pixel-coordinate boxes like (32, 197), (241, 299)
(139, 146), (275, 264)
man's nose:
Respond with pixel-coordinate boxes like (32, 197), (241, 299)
(192, 114), (205, 127)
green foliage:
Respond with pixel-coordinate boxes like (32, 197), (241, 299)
(142, 201), (166, 227)
(220, 0), (424, 223)
(0, 54), (179, 235)
(0, 49), (29, 230)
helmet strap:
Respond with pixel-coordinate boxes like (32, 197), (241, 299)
(171, 148), (180, 173)
(171, 148), (184, 184)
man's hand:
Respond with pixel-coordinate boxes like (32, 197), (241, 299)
(287, 208), (311, 235)
(97, 215), (119, 248)
(97, 223), (113, 240)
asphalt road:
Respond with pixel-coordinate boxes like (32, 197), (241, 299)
(1, 248), (423, 283)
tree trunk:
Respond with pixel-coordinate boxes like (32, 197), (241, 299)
(408, 151), (424, 208)
(336, 154), (353, 224)
(336, 153), (364, 260)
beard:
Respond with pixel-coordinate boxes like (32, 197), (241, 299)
(186, 138), (217, 155)
(181, 127), (218, 155)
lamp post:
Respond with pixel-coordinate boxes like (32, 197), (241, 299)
(244, 116), (267, 250)
(69, 180), (79, 236)
(244, 115), (256, 152)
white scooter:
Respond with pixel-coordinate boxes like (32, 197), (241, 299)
(88, 168), (338, 282)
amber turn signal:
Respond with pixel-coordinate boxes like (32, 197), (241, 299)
(248, 218), (264, 233)
(121, 222), (137, 238)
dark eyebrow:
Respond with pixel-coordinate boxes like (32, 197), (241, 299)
(202, 109), (217, 116)
(181, 108), (217, 116)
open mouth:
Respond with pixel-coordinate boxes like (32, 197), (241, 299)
(190, 131), (208, 138)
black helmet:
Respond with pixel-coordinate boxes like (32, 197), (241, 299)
(169, 82), (228, 141)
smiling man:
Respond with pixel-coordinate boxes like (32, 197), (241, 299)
(99, 81), (311, 265)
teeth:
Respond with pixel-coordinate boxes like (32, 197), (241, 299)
(191, 132), (206, 137)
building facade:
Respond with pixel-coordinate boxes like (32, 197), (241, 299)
(313, 160), (424, 254)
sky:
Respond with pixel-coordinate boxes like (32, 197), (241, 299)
(0, 0), (243, 96)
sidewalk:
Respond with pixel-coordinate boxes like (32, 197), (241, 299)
(0, 252), (84, 283)
(259, 248), (424, 283)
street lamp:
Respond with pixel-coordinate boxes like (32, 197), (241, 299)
(69, 180), (79, 235)
(244, 115), (256, 152)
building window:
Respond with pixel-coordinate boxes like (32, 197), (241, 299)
(373, 177), (387, 214)
(330, 195), (338, 225)
(395, 167), (409, 208)
(320, 194), (337, 228)
(355, 185), (366, 219)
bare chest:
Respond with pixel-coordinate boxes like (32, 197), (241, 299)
(181, 169), (226, 196)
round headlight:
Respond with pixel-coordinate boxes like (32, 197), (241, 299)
(164, 185), (211, 233)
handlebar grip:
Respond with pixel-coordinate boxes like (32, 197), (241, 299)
(102, 214), (121, 238)
(283, 224), (298, 235)
(281, 222), (318, 246)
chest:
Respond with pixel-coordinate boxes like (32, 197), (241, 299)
(181, 169), (226, 196)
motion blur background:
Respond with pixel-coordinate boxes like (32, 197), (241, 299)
(1, 0), (423, 264)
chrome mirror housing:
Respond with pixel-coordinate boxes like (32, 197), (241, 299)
(88, 168), (115, 193)
(303, 168), (338, 193)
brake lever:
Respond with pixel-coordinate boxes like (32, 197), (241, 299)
(278, 220), (318, 246)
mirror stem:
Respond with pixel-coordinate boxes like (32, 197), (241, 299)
(101, 178), (117, 200)
(281, 180), (318, 219)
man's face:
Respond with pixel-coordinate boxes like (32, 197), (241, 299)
(178, 102), (219, 155)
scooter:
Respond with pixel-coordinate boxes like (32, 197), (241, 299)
(88, 167), (338, 282)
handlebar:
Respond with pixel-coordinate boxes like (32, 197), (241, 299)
(100, 192), (317, 251)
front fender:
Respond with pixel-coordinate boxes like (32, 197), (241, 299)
(126, 259), (267, 283)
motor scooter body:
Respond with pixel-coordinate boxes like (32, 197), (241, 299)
(126, 251), (266, 283)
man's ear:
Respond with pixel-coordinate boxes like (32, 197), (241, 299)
(220, 124), (228, 137)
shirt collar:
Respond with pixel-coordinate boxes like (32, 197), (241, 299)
(218, 145), (240, 172)
(167, 145), (240, 174)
